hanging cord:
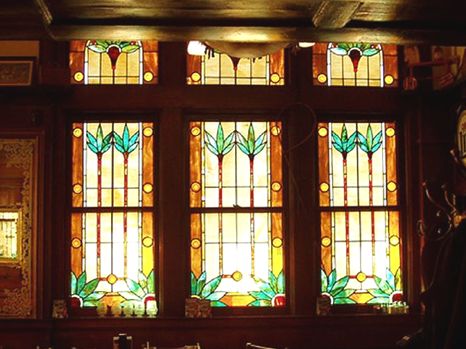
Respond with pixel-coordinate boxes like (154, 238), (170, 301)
(276, 102), (317, 213)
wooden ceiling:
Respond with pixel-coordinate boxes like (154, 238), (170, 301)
(1, 0), (465, 44)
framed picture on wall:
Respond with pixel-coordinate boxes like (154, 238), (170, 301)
(0, 58), (34, 86)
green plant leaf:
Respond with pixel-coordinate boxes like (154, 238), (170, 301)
(206, 291), (226, 301)
(345, 132), (358, 152)
(386, 269), (396, 290)
(259, 280), (276, 299)
(201, 275), (222, 298)
(255, 131), (267, 149)
(71, 272), (77, 294)
(119, 291), (142, 301)
(84, 291), (106, 301)
(79, 278), (99, 298)
(366, 125), (373, 150)
(331, 132), (343, 150)
(248, 299), (272, 307)
(191, 272), (197, 295)
(123, 124), (130, 149)
(333, 297), (356, 305)
(367, 296), (390, 304)
(277, 270), (285, 293)
(147, 270), (155, 294)
(237, 132), (250, 155)
(330, 276), (349, 296)
(253, 143), (266, 156)
(87, 131), (98, 148)
(372, 131), (383, 148)
(247, 124), (255, 153)
(101, 143), (112, 154)
(328, 269), (337, 291)
(216, 124), (225, 153)
(126, 278), (146, 299)
(249, 291), (272, 301)
(374, 275), (394, 295)
(269, 271), (278, 294)
(96, 124), (104, 149)
(368, 288), (390, 298)
(77, 271), (87, 294)
(121, 44), (140, 53)
(321, 269), (328, 292)
(334, 289), (355, 299)
(341, 125), (348, 142)
(128, 142), (138, 154)
(204, 131), (219, 155)
(237, 142), (250, 156)
(395, 268), (402, 291)
(210, 300), (227, 307)
(129, 131), (140, 147)
(196, 271), (207, 296)
(372, 142), (382, 153)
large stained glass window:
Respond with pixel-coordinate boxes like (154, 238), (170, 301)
(187, 50), (285, 85)
(71, 122), (156, 313)
(318, 122), (402, 305)
(313, 43), (398, 87)
(70, 40), (158, 85)
(189, 121), (285, 307)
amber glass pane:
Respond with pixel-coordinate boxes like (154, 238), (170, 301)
(190, 212), (284, 307)
(189, 121), (282, 208)
(70, 40), (158, 85)
(186, 50), (285, 86)
(71, 122), (155, 311)
(312, 43), (398, 88)
(320, 211), (402, 305)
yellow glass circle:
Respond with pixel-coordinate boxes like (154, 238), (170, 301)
(320, 182), (329, 193)
(73, 128), (83, 138)
(71, 238), (82, 248)
(143, 127), (153, 137)
(73, 184), (83, 194)
(191, 182), (201, 192)
(143, 183), (153, 193)
(107, 274), (117, 285)
(270, 73), (281, 84)
(356, 272), (367, 283)
(317, 74), (327, 84)
(321, 236), (332, 247)
(191, 72), (201, 82)
(389, 235), (400, 246)
(271, 182), (282, 192)
(142, 236), (153, 247)
(191, 126), (201, 137)
(272, 237), (283, 248)
(384, 75), (394, 85)
(144, 71), (154, 82)
(73, 71), (84, 82)
(318, 127), (328, 137)
(386, 127), (395, 137)
(232, 271), (243, 282)
(387, 181), (397, 192)
(191, 238), (201, 249)
(271, 125), (281, 136)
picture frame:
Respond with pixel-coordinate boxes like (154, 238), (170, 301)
(0, 58), (34, 86)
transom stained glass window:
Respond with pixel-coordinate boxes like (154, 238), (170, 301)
(70, 40), (158, 85)
(189, 121), (285, 307)
(313, 43), (398, 87)
(318, 122), (402, 305)
(71, 122), (156, 312)
(187, 50), (285, 85)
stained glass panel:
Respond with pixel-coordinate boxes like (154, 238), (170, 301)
(70, 40), (158, 85)
(318, 122), (402, 305)
(189, 121), (284, 307)
(71, 122), (155, 312)
(187, 50), (285, 85)
(313, 43), (398, 87)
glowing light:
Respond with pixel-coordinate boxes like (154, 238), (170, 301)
(298, 42), (315, 48)
(187, 41), (207, 56)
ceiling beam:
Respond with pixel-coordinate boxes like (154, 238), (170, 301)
(47, 24), (466, 45)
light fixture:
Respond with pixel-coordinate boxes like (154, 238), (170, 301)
(187, 41), (207, 56)
(298, 42), (315, 48)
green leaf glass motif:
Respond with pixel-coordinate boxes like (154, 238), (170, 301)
(86, 124), (113, 156)
(321, 269), (356, 304)
(191, 272), (227, 306)
(247, 270), (285, 307)
(329, 43), (381, 73)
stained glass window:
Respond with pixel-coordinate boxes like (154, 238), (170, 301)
(318, 122), (402, 305)
(313, 43), (398, 87)
(71, 122), (156, 313)
(189, 121), (285, 307)
(187, 50), (285, 85)
(70, 40), (158, 85)
(0, 211), (19, 260)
